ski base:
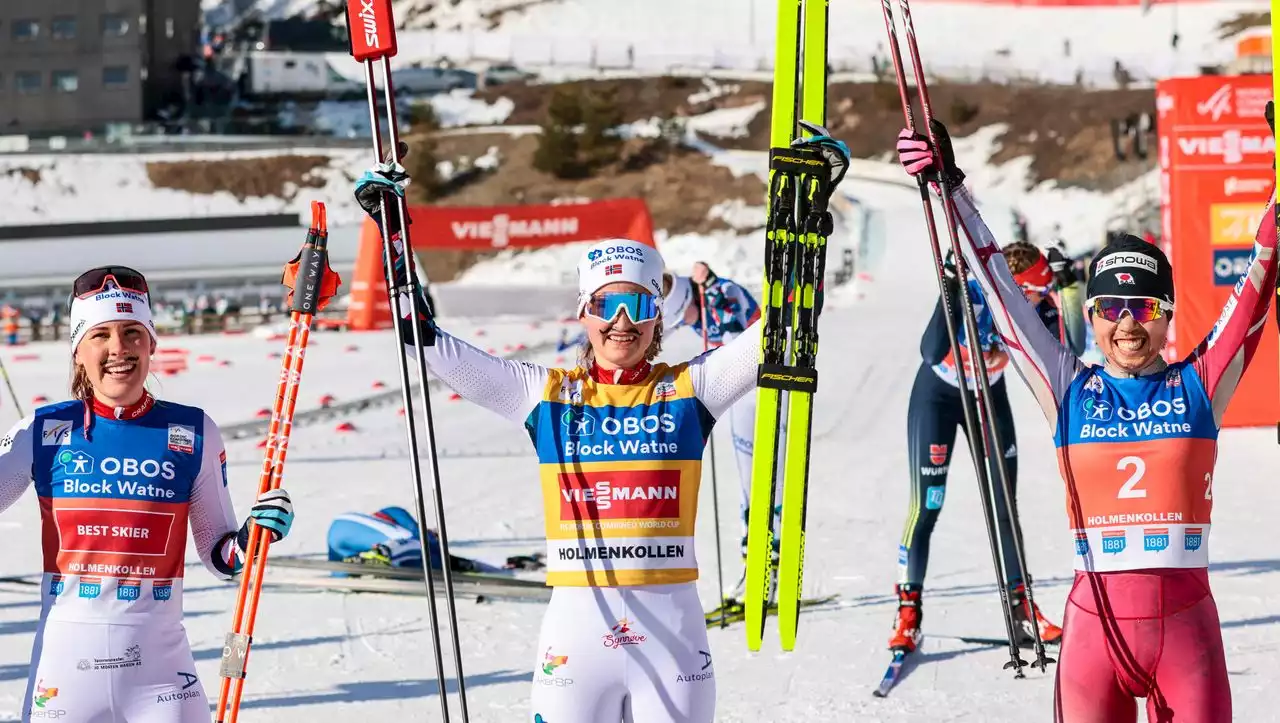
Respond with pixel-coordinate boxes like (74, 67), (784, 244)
(705, 593), (839, 628)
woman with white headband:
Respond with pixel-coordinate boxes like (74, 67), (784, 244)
(0, 266), (295, 722)
(353, 126), (850, 723)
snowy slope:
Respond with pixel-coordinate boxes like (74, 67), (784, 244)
(215, 0), (1264, 85)
(4, 175), (1280, 721)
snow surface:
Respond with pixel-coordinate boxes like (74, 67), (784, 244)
(280, 0), (1264, 88)
(5, 174), (1280, 721)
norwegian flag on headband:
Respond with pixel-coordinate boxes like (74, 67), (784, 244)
(605, 263), (623, 276)
(116, 302), (133, 313)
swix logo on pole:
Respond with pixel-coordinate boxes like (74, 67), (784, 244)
(345, 0), (398, 61)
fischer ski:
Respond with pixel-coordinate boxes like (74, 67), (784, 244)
(745, 0), (831, 653)
(706, 593), (839, 628)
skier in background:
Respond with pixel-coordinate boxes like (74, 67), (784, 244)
(353, 126), (851, 723)
(0, 265), (293, 722)
(900, 111), (1277, 723)
(327, 505), (539, 574)
(890, 242), (1077, 654)
(660, 262), (762, 601)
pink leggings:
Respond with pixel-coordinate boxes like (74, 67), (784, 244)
(1054, 569), (1229, 723)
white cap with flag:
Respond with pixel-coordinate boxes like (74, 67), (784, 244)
(69, 286), (159, 352)
(575, 239), (666, 314)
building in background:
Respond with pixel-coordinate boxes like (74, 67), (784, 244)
(0, 0), (201, 135)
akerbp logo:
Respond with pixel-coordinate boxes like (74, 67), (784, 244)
(59, 450), (95, 475)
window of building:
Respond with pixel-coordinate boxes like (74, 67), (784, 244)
(51, 16), (76, 40)
(12, 19), (39, 42)
(15, 71), (42, 94)
(52, 70), (78, 93)
(102, 66), (130, 88)
(101, 14), (129, 37)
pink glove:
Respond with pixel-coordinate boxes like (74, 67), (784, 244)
(897, 129), (936, 177)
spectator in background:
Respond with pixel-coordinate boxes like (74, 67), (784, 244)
(1, 305), (18, 346)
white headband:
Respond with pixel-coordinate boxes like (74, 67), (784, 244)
(69, 287), (159, 352)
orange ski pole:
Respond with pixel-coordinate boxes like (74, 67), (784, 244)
(215, 201), (341, 722)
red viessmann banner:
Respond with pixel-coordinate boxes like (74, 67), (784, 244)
(1156, 74), (1275, 428)
(347, 198), (655, 331)
(403, 197), (655, 251)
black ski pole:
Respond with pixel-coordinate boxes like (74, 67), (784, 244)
(0, 355), (22, 419)
(345, 1), (470, 719)
(896, 0), (1052, 672)
(697, 286), (729, 628)
(877, 0), (1026, 676)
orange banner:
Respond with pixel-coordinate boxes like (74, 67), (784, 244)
(347, 198), (655, 331)
(1157, 74), (1276, 427)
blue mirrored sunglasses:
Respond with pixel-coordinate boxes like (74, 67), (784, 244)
(585, 292), (660, 324)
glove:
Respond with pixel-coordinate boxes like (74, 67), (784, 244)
(355, 158), (411, 236)
(942, 249), (958, 281)
(1045, 243), (1078, 288)
(1267, 100), (1275, 136)
(897, 118), (965, 190)
(792, 120), (850, 191)
(235, 488), (294, 553)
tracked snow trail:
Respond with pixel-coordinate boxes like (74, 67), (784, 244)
(4, 181), (1280, 720)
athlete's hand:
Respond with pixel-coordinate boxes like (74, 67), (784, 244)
(691, 262), (717, 288)
(1045, 243), (1078, 288)
(355, 142), (412, 234)
(897, 118), (965, 191)
(792, 121), (850, 190)
(247, 488), (295, 543)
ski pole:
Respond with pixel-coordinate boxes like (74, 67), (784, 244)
(896, 0), (1052, 672)
(877, 0), (1028, 675)
(697, 285), (729, 628)
(0, 354), (22, 419)
(345, 1), (470, 719)
(216, 202), (341, 722)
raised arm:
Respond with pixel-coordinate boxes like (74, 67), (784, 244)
(688, 319), (760, 419)
(949, 188), (1083, 427)
(0, 416), (34, 515)
(1190, 196), (1279, 425)
(405, 328), (550, 425)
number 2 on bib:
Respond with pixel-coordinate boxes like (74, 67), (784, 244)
(1116, 456), (1146, 499)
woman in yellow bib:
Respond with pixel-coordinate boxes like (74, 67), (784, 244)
(352, 136), (851, 720)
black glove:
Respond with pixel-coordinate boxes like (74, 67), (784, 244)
(942, 249), (958, 281)
(1045, 244), (1078, 288)
(1267, 100), (1275, 136)
(354, 142), (412, 236)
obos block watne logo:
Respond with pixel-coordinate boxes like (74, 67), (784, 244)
(1082, 397), (1113, 422)
(1101, 530), (1127, 554)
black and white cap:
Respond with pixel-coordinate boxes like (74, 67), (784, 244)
(1086, 235), (1175, 309)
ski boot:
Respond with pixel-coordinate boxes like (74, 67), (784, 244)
(1010, 581), (1063, 646)
(343, 543), (394, 568)
(889, 584), (923, 653)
